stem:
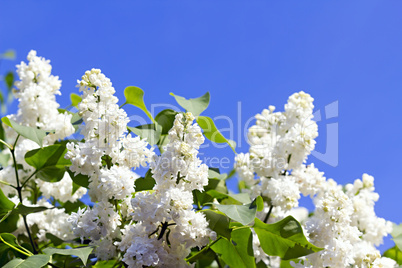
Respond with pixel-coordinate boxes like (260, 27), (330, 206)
(0, 180), (16, 188)
(264, 205), (273, 223)
(9, 135), (37, 254)
(21, 170), (38, 188)
(0, 234), (32, 256)
(0, 138), (12, 150)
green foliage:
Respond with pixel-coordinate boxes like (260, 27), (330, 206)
(128, 123), (162, 146)
(383, 246), (402, 265)
(135, 169), (156, 191)
(0, 188), (15, 219)
(70, 93), (82, 108)
(0, 50), (16, 60)
(0, 233), (32, 257)
(3, 254), (50, 268)
(214, 202), (259, 226)
(5, 72), (14, 92)
(210, 228), (256, 268)
(9, 203), (49, 217)
(170, 92), (210, 117)
(203, 210), (232, 240)
(67, 169), (90, 189)
(45, 233), (64, 246)
(253, 217), (322, 260)
(25, 144), (71, 182)
(392, 223), (402, 250)
(123, 86), (154, 122)
(197, 116), (236, 153)
(1, 117), (48, 147)
(155, 109), (178, 135)
(43, 247), (94, 266)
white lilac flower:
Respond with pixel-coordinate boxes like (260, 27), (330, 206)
(0, 51), (84, 203)
(118, 112), (215, 268)
(13, 198), (74, 242)
(66, 69), (154, 260)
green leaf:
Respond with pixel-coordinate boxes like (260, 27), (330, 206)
(383, 246), (402, 265)
(214, 202), (257, 226)
(203, 210), (232, 240)
(206, 190), (251, 204)
(128, 123), (161, 146)
(0, 189), (18, 232)
(25, 144), (71, 182)
(0, 50), (16, 60)
(197, 116), (236, 153)
(43, 247), (93, 266)
(10, 203), (49, 216)
(62, 200), (85, 213)
(135, 170), (156, 191)
(5, 72), (14, 92)
(3, 254), (50, 268)
(93, 260), (116, 267)
(0, 233), (32, 257)
(1, 117), (48, 147)
(169, 92), (210, 117)
(0, 188), (15, 218)
(186, 246), (216, 264)
(0, 153), (9, 168)
(123, 86), (154, 122)
(67, 169), (89, 188)
(208, 168), (227, 181)
(211, 237), (248, 268)
(155, 109), (178, 135)
(230, 227), (256, 268)
(392, 223), (402, 250)
(253, 217), (322, 260)
(70, 93), (82, 108)
(253, 196), (264, 212)
(45, 233), (64, 247)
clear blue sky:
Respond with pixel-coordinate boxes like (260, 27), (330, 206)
(1, 1), (401, 251)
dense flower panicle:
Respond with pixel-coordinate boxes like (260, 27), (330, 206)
(0, 51), (86, 244)
(65, 68), (154, 178)
(235, 92), (319, 214)
(117, 112), (215, 268)
(236, 92), (394, 268)
(10, 50), (75, 143)
(66, 69), (154, 260)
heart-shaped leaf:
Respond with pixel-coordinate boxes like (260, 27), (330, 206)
(253, 216), (323, 260)
(170, 92), (210, 116)
(197, 116), (236, 153)
(2, 117), (48, 147)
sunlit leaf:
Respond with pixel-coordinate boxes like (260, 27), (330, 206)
(70, 93), (82, 107)
(197, 116), (236, 153)
(25, 144), (71, 182)
(169, 92), (210, 116)
(0, 50), (16, 60)
(214, 202), (257, 226)
(2, 117), (48, 147)
(203, 209), (232, 240)
(123, 86), (153, 122)
(253, 217), (322, 260)
(3, 254), (50, 268)
(128, 123), (162, 146)
(43, 247), (93, 266)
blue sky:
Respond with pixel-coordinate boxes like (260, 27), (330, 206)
(1, 1), (401, 251)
